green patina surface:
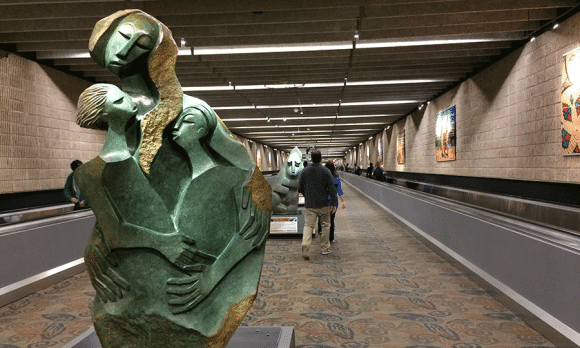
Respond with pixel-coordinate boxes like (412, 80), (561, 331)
(75, 10), (271, 348)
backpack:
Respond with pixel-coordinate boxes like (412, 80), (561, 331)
(374, 168), (384, 181)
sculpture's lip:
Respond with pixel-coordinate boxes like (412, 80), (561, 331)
(172, 132), (180, 140)
(109, 61), (124, 67)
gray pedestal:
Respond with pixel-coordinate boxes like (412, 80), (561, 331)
(62, 326), (295, 348)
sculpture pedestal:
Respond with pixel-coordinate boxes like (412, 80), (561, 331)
(270, 209), (304, 236)
(63, 326), (295, 348)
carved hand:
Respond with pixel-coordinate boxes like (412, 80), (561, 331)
(158, 234), (217, 272)
(239, 196), (270, 249)
(165, 188), (270, 315)
(166, 267), (208, 314)
(84, 223), (130, 303)
(163, 234), (218, 314)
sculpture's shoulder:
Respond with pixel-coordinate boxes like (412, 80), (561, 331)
(272, 168), (287, 186)
(75, 156), (106, 186)
(196, 164), (248, 188)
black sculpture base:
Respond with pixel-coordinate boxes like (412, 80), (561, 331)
(63, 326), (295, 348)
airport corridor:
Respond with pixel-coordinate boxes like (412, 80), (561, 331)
(0, 182), (554, 348)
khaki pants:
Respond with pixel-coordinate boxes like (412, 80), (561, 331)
(302, 206), (331, 253)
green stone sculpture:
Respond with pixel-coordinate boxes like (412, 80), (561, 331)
(271, 147), (304, 214)
(74, 10), (271, 348)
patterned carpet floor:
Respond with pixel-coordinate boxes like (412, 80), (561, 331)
(0, 182), (555, 348)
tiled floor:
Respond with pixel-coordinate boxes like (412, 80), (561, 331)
(0, 182), (554, 347)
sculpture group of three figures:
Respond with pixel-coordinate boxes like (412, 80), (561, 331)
(74, 10), (272, 347)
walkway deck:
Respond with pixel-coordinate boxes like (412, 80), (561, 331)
(0, 182), (554, 347)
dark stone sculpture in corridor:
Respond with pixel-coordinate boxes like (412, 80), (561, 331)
(271, 147), (304, 214)
(74, 9), (271, 348)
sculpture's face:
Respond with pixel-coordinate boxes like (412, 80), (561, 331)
(286, 152), (302, 176)
(101, 86), (138, 124)
(104, 13), (159, 77)
(172, 109), (208, 148)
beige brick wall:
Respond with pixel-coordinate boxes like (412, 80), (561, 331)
(0, 52), (282, 195)
(0, 51), (105, 194)
(375, 12), (580, 183)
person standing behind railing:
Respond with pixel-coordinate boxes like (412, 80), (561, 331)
(64, 159), (89, 209)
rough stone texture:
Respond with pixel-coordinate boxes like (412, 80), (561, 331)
(349, 11), (580, 183)
(0, 50), (104, 194)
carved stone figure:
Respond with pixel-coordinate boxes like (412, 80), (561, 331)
(271, 147), (304, 214)
(75, 10), (271, 348)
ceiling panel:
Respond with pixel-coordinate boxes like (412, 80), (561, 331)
(1, 0), (578, 158)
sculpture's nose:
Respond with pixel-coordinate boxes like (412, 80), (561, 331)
(116, 38), (137, 60)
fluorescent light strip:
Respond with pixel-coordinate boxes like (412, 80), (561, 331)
(185, 79), (450, 92)
(229, 123), (384, 129)
(220, 114), (399, 122)
(178, 48), (193, 56)
(188, 86), (234, 91)
(221, 117), (264, 121)
(38, 37), (506, 60)
(342, 100), (418, 106)
(356, 37), (500, 49)
(192, 37), (502, 56)
(273, 140), (354, 143)
(244, 129), (379, 134)
(213, 100), (418, 110)
(194, 41), (353, 55)
(257, 137), (365, 140)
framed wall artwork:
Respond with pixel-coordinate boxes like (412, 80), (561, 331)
(256, 147), (262, 167)
(397, 130), (405, 164)
(435, 105), (456, 161)
(561, 47), (580, 155)
(377, 135), (383, 164)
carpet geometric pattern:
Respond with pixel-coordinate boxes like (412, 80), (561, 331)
(0, 182), (554, 347)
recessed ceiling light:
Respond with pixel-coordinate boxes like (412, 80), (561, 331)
(185, 79), (450, 91)
(213, 100), (417, 110)
(39, 36), (508, 61)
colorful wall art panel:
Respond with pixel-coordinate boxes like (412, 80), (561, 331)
(397, 130), (405, 164)
(377, 136), (383, 164)
(561, 47), (580, 155)
(435, 105), (456, 161)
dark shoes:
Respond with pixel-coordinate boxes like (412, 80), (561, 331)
(302, 245), (310, 260)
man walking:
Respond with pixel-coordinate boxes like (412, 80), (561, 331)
(298, 150), (337, 259)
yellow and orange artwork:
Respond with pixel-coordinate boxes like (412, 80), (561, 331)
(561, 47), (580, 155)
(435, 106), (456, 162)
(397, 130), (405, 164)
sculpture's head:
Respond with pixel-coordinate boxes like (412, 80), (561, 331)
(89, 10), (182, 174)
(89, 10), (162, 78)
(104, 12), (160, 78)
(77, 84), (138, 130)
(172, 106), (217, 151)
(285, 147), (303, 177)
